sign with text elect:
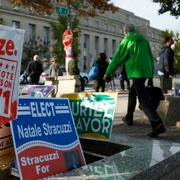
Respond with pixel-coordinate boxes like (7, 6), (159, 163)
(62, 93), (117, 139)
(0, 25), (24, 125)
(10, 97), (85, 180)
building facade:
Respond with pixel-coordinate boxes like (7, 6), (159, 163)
(78, 9), (162, 72)
(0, 1), (162, 72)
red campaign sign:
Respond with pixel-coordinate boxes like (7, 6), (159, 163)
(18, 145), (84, 180)
(0, 25), (24, 125)
(0, 58), (18, 124)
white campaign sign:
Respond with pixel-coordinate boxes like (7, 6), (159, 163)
(0, 25), (24, 125)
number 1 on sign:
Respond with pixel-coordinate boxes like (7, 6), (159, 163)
(0, 88), (10, 116)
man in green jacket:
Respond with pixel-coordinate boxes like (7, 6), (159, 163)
(104, 24), (166, 138)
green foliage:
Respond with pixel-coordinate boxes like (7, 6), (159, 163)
(160, 30), (180, 73)
(8, 0), (118, 17)
(153, 0), (180, 18)
(0, 17), (5, 24)
(50, 16), (80, 65)
(174, 38), (180, 73)
(160, 30), (174, 40)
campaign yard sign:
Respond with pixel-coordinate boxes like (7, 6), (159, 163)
(21, 85), (55, 97)
(61, 92), (117, 139)
(10, 97), (85, 180)
(0, 25), (24, 125)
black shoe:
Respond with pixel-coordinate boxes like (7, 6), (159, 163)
(148, 124), (166, 138)
(122, 116), (133, 126)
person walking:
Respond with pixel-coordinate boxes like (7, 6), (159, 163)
(104, 24), (166, 138)
(27, 54), (43, 85)
(157, 37), (174, 93)
(94, 52), (109, 92)
(49, 57), (62, 80)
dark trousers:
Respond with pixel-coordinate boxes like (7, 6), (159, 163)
(120, 79), (130, 90)
(126, 78), (162, 128)
(29, 75), (40, 85)
(94, 79), (106, 92)
(159, 75), (172, 93)
(80, 76), (85, 91)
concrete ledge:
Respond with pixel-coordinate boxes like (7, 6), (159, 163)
(158, 95), (180, 125)
(45, 75), (81, 96)
(52, 139), (180, 180)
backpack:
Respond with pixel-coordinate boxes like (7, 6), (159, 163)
(88, 63), (99, 80)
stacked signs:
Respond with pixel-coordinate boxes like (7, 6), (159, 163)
(62, 92), (117, 139)
(0, 25), (24, 125)
(10, 98), (85, 180)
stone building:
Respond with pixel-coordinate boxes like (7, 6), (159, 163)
(78, 9), (162, 72)
(0, 1), (162, 72)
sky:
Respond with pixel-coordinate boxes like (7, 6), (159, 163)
(111, 0), (180, 33)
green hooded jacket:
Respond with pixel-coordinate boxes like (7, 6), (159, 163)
(106, 32), (154, 79)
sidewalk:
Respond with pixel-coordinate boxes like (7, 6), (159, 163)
(112, 94), (180, 143)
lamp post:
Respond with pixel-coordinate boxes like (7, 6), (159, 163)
(60, 0), (83, 75)
(63, 1), (73, 75)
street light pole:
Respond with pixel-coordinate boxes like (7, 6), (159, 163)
(67, 4), (71, 30)
(62, 1), (73, 75)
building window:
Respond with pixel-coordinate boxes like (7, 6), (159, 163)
(104, 38), (108, 54)
(95, 21), (99, 29)
(44, 26), (50, 45)
(94, 36), (99, 59)
(29, 24), (36, 41)
(104, 23), (108, 31)
(112, 25), (115, 32)
(84, 18), (89, 27)
(120, 28), (123, 34)
(12, 20), (20, 28)
(83, 34), (89, 71)
(112, 39), (116, 55)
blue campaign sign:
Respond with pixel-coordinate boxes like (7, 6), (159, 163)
(10, 97), (85, 180)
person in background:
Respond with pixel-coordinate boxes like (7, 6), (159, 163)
(68, 53), (85, 91)
(104, 23), (166, 138)
(157, 37), (174, 93)
(94, 52), (109, 92)
(49, 57), (62, 80)
(27, 54), (43, 85)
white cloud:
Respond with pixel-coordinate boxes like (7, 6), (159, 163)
(111, 0), (180, 33)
